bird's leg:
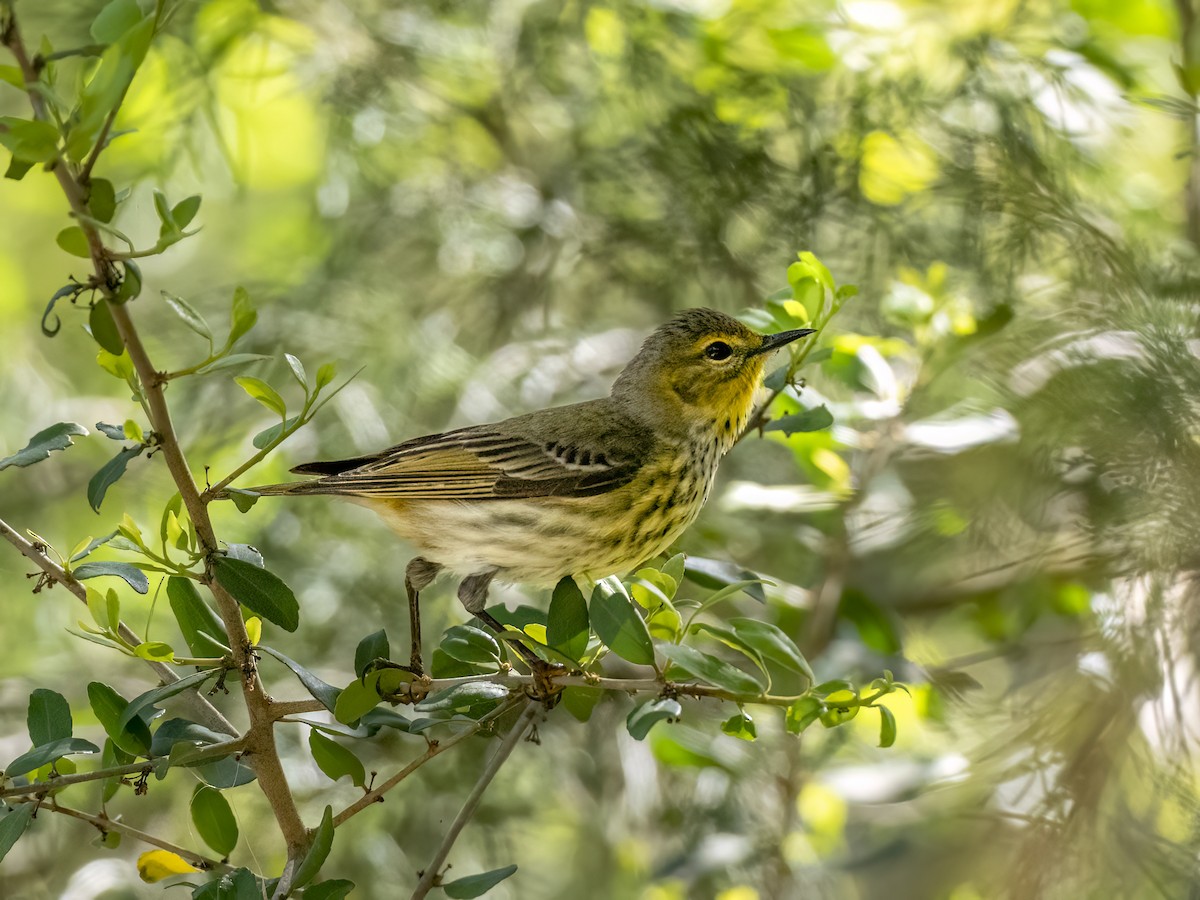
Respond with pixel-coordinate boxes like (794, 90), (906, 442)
(458, 572), (564, 701)
(403, 557), (441, 675)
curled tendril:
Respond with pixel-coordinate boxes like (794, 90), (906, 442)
(41, 284), (78, 337)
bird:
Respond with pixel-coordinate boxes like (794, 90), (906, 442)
(242, 309), (815, 674)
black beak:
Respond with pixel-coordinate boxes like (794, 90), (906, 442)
(749, 328), (816, 357)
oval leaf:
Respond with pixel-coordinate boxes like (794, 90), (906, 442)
(167, 576), (230, 657)
(212, 557), (299, 632)
(308, 729), (366, 788)
(440, 625), (501, 665)
(0, 804), (36, 865)
(75, 561), (149, 594)
(659, 643), (765, 695)
(353, 630), (390, 678)
(443, 865), (519, 899)
(5, 737), (100, 778)
(292, 806), (334, 890)
(27, 688), (72, 746)
(547, 577), (589, 662)
(414, 682), (509, 713)
(590, 578), (654, 666)
(234, 376), (286, 418)
(728, 618), (815, 682)
(626, 698), (681, 741)
(191, 785), (238, 856)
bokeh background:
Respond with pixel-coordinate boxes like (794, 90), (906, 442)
(4, 0), (1200, 897)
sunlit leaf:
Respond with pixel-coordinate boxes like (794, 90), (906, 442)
(659, 643), (765, 695)
(234, 376), (286, 418)
(308, 729), (366, 787)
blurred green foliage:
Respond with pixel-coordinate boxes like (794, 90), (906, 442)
(4, 0), (1200, 897)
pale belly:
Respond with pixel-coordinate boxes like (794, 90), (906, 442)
(356, 460), (716, 586)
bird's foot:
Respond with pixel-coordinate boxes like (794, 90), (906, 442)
(526, 658), (566, 708)
(362, 655), (423, 680)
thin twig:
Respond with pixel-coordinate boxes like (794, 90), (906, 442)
(268, 671), (805, 722)
(332, 698), (522, 827)
(410, 701), (540, 900)
(0, 738), (245, 799)
(0, 513), (238, 738)
(11, 797), (230, 872)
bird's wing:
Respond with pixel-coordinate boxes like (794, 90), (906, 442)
(288, 403), (652, 501)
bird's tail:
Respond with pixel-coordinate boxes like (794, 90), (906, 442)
(210, 480), (331, 501)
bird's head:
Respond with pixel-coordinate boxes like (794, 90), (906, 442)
(612, 308), (815, 438)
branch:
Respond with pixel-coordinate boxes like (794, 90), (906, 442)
(0, 738), (245, 799)
(12, 797), (231, 873)
(268, 671), (805, 722)
(410, 701), (540, 900)
(1, 9), (306, 857)
(0, 513), (239, 738)
(331, 699), (522, 828)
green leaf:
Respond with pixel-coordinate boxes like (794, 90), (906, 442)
(167, 577), (230, 657)
(878, 705), (897, 748)
(56, 226), (90, 258)
(547, 577), (589, 662)
(560, 686), (603, 722)
(0, 422), (88, 471)
(308, 729), (366, 787)
(195, 755), (256, 790)
(292, 806), (334, 890)
(197, 353), (271, 375)
(95, 422), (125, 440)
(785, 697), (824, 735)
(27, 689), (72, 746)
(212, 557), (299, 632)
(89, 301), (124, 354)
(6, 737), (100, 777)
(284, 353), (307, 389)
(626, 698), (681, 741)
(90, 178), (117, 222)
(659, 644), (765, 695)
(684, 558), (767, 603)
(688, 623), (767, 678)
(149, 718), (228, 758)
(721, 710), (757, 741)
(133, 641), (175, 662)
(71, 531), (115, 562)
(234, 376), (286, 418)
(333, 675), (384, 724)
(191, 785), (238, 857)
(74, 561), (149, 594)
(172, 195), (201, 229)
(227, 488), (260, 513)
(303, 880), (356, 900)
(440, 625), (501, 665)
(86, 444), (145, 512)
(227, 287), (257, 347)
(161, 292), (212, 344)
(118, 669), (220, 736)
(629, 567), (678, 608)
(4, 156), (34, 181)
(764, 406), (834, 435)
(353, 630), (390, 678)
(85, 585), (120, 631)
(728, 618), (815, 682)
(414, 682), (509, 713)
(252, 415), (300, 450)
(115, 259), (142, 302)
(0, 65), (24, 89)
(0, 804), (36, 865)
(0, 116), (60, 163)
(315, 362), (337, 391)
(590, 577), (654, 666)
(443, 865), (519, 899)
(258, 646), (340, 714)
(90, 0), (143, 42)
(88, 681), (151, 756)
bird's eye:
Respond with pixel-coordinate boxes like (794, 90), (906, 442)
(704, 341), (733, 361)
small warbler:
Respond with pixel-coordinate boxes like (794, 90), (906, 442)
(247, 309), (814, 672)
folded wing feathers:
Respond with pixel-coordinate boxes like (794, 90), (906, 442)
(284, 428), (639, 500)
